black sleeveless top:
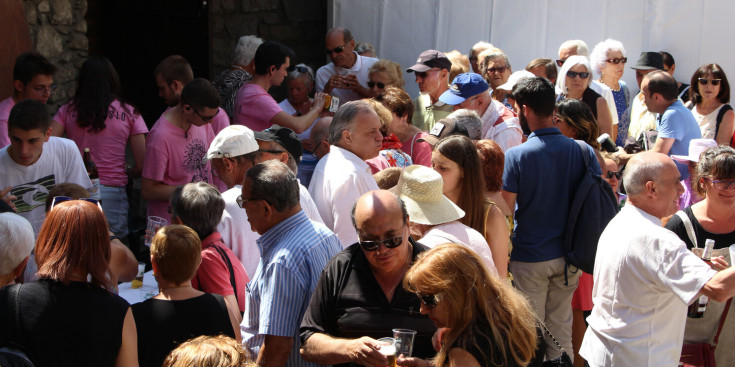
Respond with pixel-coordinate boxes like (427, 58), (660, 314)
(449, 321), (545, 367)
(132, 293), (235, 367)
(0, 279), (129, 367)
(581, 87), (602, 119)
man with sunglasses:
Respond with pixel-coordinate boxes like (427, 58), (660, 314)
(315, 27), (378, 104)
(240, 160), (341, 367)
(142, 78), (222, 223)
(407, 49), (454, 132)
(0, 52), (57, 149)
(300, 190), (437, 366)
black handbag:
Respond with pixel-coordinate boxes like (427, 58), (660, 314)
(540, 322), (574, 367)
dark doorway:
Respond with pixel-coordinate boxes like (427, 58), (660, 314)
(86, 0), (210, 127)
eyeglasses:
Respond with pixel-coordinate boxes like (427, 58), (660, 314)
(30, 84), (58, 95)
(606, 171), (622, 179)
(605, 57), (628, 65)
(705, 178), (735, 191)
(417, 293), (438, 308)
(567, 70), (590, 79)
(367, 81), (386, 89)
(358, 236), (403, 251)
(50, 196), (102, 210)
(415, 69), (440, 79)
(190, 106), (219, 122)
(486, 66), (508, 74)
(236, 195), (265, 208)
(698, 78), (722, 86)
(556, 59), (566, 67)
(326, 43), (348, 56)
(257, 149), (285, 155)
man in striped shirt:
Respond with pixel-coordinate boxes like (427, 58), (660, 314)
(240, 160), (342, 367)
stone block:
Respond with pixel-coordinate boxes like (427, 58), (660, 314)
(212, 15), (225, 35)
(212, 0), (237, 14)
(260, 11), (283, 25)
(69, 32), (87, 50)
(50, 0), (73, 25)
(223, 13), (258, 38)
(283, 0), (323, 22)
(212, 37), (234, 67)
(57, 25), (71, 34)
(60, 51), (73, 63)
(38, 0), (50, 13)
(241, 0), (279, 12)
(74, 19), (87, 33)
(36, 25), (63, 57)
(260, 24), (299, 42)
(55, 63), (77, 85)
(25, 4), (38, 25)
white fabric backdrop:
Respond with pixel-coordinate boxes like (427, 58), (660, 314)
(331, 0), (735, 99)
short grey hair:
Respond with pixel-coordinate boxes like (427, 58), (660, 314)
(286, 63), (315, 90)
(171, 182), (225, 240)
(234, 35), (264, 66)
(0, 213), (34, 276)
(559, 40), (589, 57)
(328, 100), (375, 145)
(246, 160), (299, 212)
(448, 109), (482, 140)
(622, 157), (667, 196)
(556, 55), (592, 96)
(589, 39), (626, 76)
(482, 51), (510, 69)
(471, 41), (493, 54)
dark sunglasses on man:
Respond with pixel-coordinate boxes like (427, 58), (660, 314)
(358, 236), (403, 251)
(326, 43), (348, 56)
(606, 171), (622, 180)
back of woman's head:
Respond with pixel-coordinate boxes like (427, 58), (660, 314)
(690, 63), (730, 105)
(475, 139), (504, 192)
(36, 200), (111, 288)
(44, 182), (91, 213)
(373, 87), (414, 124)
(163, 335), (253, 367)
(73, 55), (123, 132)
(555, 98), (600, 148)
(695, 145), (735, 196)
(404, 243), (538, 367)
(368, 59), (405, 88)
(434, 135), (486, 231)
(151, 225), (202, 284)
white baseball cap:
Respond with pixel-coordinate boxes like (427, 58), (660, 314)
(205, 125), (259, 161)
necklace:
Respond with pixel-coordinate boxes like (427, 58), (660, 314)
(599, 79), (621, 92)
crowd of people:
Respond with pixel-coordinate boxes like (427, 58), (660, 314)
(1, 25), (735, 367)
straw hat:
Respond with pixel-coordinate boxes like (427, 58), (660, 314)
(394, 165), (465, 225)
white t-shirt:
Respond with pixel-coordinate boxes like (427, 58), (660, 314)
(590, 80), (619, 126)
(481, 99), (523, 151)
(308, 145), (378, 247)
(418, 221), (499, 278)
(580, 204), (717, 367)
(0, 137), (92, 234)
(315, 52), (378, 104)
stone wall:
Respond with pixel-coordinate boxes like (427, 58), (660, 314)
(211, 0), (328, 100)
(23, 0), (88, 112)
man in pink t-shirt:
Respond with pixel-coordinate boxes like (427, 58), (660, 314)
(0, 52), (57, 148)
(234, 41), (327, 134)
(142, 78), (221, 223)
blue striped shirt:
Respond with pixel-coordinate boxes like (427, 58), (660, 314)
(241, 210), (342, 366)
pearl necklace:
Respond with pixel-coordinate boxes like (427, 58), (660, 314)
(598, 79), (621, 92)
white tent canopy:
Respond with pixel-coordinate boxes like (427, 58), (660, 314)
(330, 0), (735, 99)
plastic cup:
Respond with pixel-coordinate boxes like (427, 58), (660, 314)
(729, 244), (735, 267)
(393, 329), (417, 357)
(131, 262), (145, 289)
(144, 216), (167, 247)
(377, 337), (397, 367)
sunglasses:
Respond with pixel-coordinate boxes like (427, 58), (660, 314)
(326, 43), (348, 56)
(698, 78), (722, 86)
(605, 57), (628, 65)
(415, 69), (440, 79)
(30, 84), (58, 95)
(705, 178), (735, 191)
(567, 70), (590, 79)
(486, 66), (508, 74)
(367, 81), (386, 89)
(257, 149), (285, 155)
(236, 195), (265, 208)
(358, 236), (403, 251)
(556, 59), (566, 67)
(50, 196), (102, 210)
(606, 171), (622, 179)
(189, 106), (219, 122)
(417, 293), (438, 308)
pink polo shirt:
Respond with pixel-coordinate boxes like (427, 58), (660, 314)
(233, 83), (281, 131)
(0, 97), (15, 148)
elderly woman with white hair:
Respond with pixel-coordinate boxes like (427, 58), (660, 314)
(591, 39), (631, 146)
(0, 213), (34, 288)
(279, 64), (318, 140)
(556, 55), (614, 138)
(213, 35), (264, 120)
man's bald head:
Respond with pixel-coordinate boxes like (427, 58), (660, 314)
(644, 70), (678, 101)
(351, 190), (407, 230)
(623, 151), (683, 218)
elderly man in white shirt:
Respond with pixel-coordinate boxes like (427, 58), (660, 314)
(315, 27), (378, 104)
(580, 151), (735, 367)
(308, 100), (382, 247)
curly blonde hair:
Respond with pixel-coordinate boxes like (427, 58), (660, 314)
(368, 59), (405, 88)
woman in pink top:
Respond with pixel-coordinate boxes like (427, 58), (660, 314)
(51, 56), (148, 240)
(374, 87), (432, 167)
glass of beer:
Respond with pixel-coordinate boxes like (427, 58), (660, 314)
(131, 262), (145, 289)
(377, 337), (397, 367)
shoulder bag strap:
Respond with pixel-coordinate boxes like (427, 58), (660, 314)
(539, 320), (568, 355)
(715, 104), (733, 139)
(675, 210), (698, 248)
(575, 140), (591, 169)
(212, 242), (239, 305)
(713, 298), (732, 347)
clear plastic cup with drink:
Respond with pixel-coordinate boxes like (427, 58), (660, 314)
(144, 216), (167, 247)
(377, 337), (397, 367)
(392, 329), (417, 357)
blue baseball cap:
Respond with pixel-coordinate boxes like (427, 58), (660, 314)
(438, 72), (489, 105)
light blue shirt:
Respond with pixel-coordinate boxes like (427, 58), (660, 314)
(657, 100), (701, 179)
(241, 210), (342, 366)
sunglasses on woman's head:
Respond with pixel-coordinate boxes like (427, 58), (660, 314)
(567, 70), (590, 79)
(605, 57), (628, 65)
(50, 196), (102, 210)
(417, 293), (438, 308)
(698, 78), (722, 86)
(358, 236), (403, 251)
(367, 81), (386, 89)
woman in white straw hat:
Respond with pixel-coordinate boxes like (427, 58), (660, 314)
(394, 165), (498, 278)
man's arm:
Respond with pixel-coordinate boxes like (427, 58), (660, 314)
(269, 93), (327, 134)
(257, 335), (294, 367)
(699, 266), (735, 303)
(300, 333), (388, 366)
(651, 137), (675, 155)
(128, 134), (146, 179)
(141, 178), (178, 202)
